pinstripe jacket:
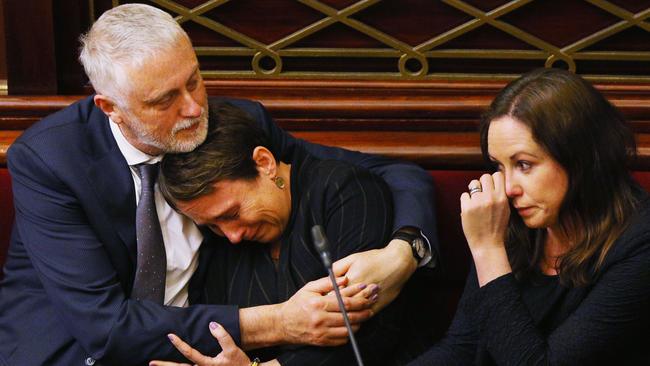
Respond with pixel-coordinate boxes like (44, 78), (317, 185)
(203, 147), (402, 365)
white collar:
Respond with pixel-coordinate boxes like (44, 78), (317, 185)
(109, 118), (163, 166)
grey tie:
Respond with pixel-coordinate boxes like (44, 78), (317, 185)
(131, 163), (166, 303)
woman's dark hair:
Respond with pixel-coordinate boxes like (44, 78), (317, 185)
(480, 68), (639, 287)
(159, 102), (274, 204)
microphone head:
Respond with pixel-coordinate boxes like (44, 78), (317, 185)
(311, 225), (329, 253)
(311, 225), (332, 268)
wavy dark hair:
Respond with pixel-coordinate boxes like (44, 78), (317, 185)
(159, 102), (274, 205)
(480, 68), (640, 287)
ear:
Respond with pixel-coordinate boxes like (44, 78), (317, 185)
(252, 146), (277, 178)
(94, 94), (125, 124)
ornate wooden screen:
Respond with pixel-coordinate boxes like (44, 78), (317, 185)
(84, 0), (650, 82)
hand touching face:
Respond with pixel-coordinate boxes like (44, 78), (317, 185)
(487, 116), (569, 231)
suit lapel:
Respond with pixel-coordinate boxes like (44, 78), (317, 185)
(84, 104), (138, 264)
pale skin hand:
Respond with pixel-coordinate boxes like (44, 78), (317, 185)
(332, 239), (417, 313)
(150, 279), (378, 366)
(149, 322), (280, 366)
(240, 275), (378, 349)
(149, 239), (418, 364)
(460, 172), (512, 287)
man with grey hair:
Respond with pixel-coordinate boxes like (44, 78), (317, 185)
(0, 3), (437, 365)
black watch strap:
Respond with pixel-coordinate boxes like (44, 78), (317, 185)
(392, 231), (418, 244)
(392, 231), (424, 261)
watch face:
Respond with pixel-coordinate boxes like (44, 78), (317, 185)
(413, 238), (426, 259)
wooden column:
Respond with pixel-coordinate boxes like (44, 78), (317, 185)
(4, 1), (57, 94)
(0, 1), (7, 83)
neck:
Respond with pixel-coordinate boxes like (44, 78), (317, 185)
(275, 162), (292, 234)
(542, 226), (572, 275)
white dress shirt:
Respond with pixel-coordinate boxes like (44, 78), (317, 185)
(109, 120), (203, 307)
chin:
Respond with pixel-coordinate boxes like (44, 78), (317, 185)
(262, 230), (283, 243)
(169, 133), (207, 153)
(523, 216), (557, 230)
(522, 217), (544, 229)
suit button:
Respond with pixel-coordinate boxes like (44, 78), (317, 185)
(85, 357), (96, 365)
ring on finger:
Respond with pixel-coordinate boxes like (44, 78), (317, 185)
(469, 186), (482, 197)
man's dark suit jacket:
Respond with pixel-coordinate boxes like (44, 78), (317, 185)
(0, 96), (436, 366)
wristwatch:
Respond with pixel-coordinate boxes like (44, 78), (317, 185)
(392, 231), (427, 261)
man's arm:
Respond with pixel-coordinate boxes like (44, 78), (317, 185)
(227, 98), (438, 310)
(8, 141), (240, 365)
(238, 99), (438, 263)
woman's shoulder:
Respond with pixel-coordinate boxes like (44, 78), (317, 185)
(623, 192), (650, 240)
(605, 192), (650, 264)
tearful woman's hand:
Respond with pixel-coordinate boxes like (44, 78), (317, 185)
(460, 172), (512, 286)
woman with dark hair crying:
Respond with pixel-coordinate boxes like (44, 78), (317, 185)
(411, 68), (649, 365)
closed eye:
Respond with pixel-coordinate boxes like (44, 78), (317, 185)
(206, 223), (224, 236)
(187, 77), (199, 91)
(219, 210), (239, 221)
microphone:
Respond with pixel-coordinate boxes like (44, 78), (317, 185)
(311, 225), (364, 366)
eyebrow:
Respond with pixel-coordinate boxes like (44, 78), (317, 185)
(489, 151), (541, 162)
(143, 66), (200, 106)
(509, 151), (540, 160)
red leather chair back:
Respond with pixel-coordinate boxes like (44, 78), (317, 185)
(632, 171), (650, 192)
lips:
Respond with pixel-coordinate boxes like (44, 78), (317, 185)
(182, 122), (199, 131)
(515, 206), (535, 216)
(173, 117), (203, 134)
(176, 121), (199, 133)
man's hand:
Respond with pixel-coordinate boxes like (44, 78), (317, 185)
(149, 322), (252, 366)
(333, 240), (417, 312)
(276, 276), (378, 346)
(240, 275), (377, 349)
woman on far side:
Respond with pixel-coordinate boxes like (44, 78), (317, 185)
(411, 68), (650, 365)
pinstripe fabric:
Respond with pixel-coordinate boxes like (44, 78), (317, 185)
(204, 148), (404, 364)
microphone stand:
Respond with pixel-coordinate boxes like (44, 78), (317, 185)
(311, 225), (364, 366)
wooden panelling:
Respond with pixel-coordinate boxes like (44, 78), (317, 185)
(1, 79), (649, 169)
(4, 2), (58, 95)
(0, 0), (6, 82)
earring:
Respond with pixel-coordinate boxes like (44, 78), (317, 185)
(273, 176), (285, 189)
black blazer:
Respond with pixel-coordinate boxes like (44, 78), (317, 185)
(204, 147), (397, 364)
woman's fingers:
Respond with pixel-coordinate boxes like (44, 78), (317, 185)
(467, 179), (481, 192)
(338, 283), (379, 300)
(209, 322), (236, 352)
(167, 333), (213, 365)
(460, 192), (471, 212)
(492, 171), (506, 197)
(460, 173), (510, 250)
(303, 275), (348, 294)
(480, 173), (495, 194)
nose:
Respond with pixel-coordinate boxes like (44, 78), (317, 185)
(222, 224), (245, 244)
(504, 171), (522, 198)
(180, 90), (202, 118)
